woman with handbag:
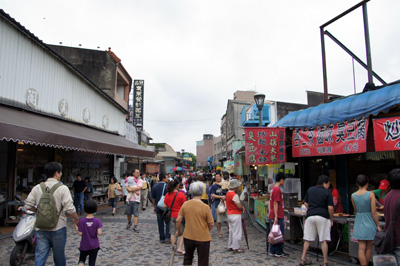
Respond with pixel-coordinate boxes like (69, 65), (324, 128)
(164, 179), (187, 255)
(108, 176), (122, 216)
(351, 174), (382, 266)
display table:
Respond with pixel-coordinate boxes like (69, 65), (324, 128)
(254, 197), (269, 229)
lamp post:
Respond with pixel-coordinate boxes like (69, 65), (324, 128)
(136, 124), (142, 171)
(254, 93), (266, 127)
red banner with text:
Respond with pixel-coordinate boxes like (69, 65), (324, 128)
(292, 117), (368, 157)
(373, 117), (400, 151)
(245, 127), (286, 165)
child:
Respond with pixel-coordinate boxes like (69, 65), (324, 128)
(125, 175), (140, 203)
(75, 200), (103, 266)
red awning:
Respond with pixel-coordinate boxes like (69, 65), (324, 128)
(0, 105), (155, 158)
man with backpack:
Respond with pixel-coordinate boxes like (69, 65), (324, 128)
(25, 162), (79, 266)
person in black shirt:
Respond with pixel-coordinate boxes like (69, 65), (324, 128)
(300, 175), (334, 266)
(73, 174), (87, 215)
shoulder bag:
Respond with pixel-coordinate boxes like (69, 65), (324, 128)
(373, 198), (400, 254)
(162, 192), (179, 222)
(114, 184), (122, 197)
(157, 184), (167, 211)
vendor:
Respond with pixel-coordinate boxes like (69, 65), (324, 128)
(329, 184), (344, 213)
(373, 179), (391, 206)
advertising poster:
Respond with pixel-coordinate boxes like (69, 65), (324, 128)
(292, 117), (368, 157)
(245, 127), (286, 165)
(373, 117), (400, 151)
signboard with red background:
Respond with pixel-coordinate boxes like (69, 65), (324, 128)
(292, 117), (368, 157)
(373, 117), (400, 151)
(245, 127), (286, 165)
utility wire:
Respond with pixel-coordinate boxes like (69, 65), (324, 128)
(146, 117), (220, 123)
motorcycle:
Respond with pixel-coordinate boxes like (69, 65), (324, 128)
(10, 195), (36, 266)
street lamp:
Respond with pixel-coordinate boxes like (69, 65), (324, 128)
(254, 93), (265, 127)
(136, 124), (142, 146)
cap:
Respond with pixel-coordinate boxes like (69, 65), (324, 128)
(230, 179), (241, 189)
(378, 179), (390, 190)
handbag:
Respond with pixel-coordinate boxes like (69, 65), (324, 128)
(217, 201), (226, 214)
(373, 198), (400, 254)
(157, 184), (167, 211)
(114, 187), (122, 197)
(268, 223), (284, 244)
(162, 191), (179, 222)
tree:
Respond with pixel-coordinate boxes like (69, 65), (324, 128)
(184, 152), (196, 168)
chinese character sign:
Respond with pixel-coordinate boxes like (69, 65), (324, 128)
(373, 117), (400, 151)
(245, 127), (286, 165)
(133, 80), (144, 127)
(292, 117), (368, 157)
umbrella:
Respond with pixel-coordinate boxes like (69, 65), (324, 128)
(169, 236), (178, 266)
(172, 166), (184, 171)
(242, 216), (250, 249)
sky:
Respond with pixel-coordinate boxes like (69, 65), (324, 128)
(1, 0), (399, 154)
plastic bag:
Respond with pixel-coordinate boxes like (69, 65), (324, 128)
(217, 201), (226, 214)
(268, 224), (284, 244)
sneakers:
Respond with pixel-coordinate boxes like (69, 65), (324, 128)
(275, 252), (289, 258)
(269, 252), (276, 257)
(126, 221), (132, 230)
(133, 226), (139, 233)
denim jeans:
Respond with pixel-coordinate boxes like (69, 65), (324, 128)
(394, 246), (400, 266)
(156, 212), (170, 241)
(211, 203), (216, 222)
(74, 193), (84, 214)
(35, 227), (67, 266)
(269, 218), (285, 255)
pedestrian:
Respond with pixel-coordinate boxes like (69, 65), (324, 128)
(268, 172), (289, 257)
(351, 174), (382, 266)
(299, 175), (334, 266)
(384, 169), (400, 265)
(329, 184), (344, 213)
(210, 173), (228, 238)
(176, 181), (214, 266)
(73, 173), (87, 215)
(151, 173), (170, 243)
(164, 178), (187, 255)
(108, 176), (122, 216)
(120, 172), (128, 205)
(25, 162), (79, 266)
(74, 200), (103, 266)
(226, 179), (245, 253)
(84, 177), (94, 201)
(140, 173), (150, 211)
(125, 169), (142, 232)
(196, 175), (210, 205)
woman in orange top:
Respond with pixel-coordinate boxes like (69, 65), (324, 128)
(226, 179), (245, 253)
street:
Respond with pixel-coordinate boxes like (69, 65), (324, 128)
(0, 205), (348, 266)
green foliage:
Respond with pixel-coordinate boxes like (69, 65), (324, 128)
(185, 152), (197, 167)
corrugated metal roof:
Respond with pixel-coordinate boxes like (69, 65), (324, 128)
(273, 82), (400, 128)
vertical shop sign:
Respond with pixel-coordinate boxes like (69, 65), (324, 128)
(244, 127), (286, 165)
(373, 117), (400, 151)
(292, 117), (368, 157)
(133, 80), (144, 127)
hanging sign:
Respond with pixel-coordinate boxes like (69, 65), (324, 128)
(292, 117), (368, 157)
(373, 117), (400, 151)
(245, 127), (286, 165)
(133, 80), (144, 127)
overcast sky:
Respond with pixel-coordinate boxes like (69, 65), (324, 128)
(1, 0), (399, 154)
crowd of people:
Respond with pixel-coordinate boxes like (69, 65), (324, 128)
(23, 162), (400, 266)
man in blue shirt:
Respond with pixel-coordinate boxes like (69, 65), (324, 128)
(210, 173), (228, 238)
(151, 173), (170, 243)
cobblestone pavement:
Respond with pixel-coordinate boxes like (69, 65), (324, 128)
(0, 205), (349, 266)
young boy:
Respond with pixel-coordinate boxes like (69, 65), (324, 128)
(75, 200), (103, 266)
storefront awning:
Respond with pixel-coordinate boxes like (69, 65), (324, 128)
(274, 82), (400, 128)
(0, 105), (156, 158)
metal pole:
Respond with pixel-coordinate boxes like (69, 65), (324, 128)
(259, 110), (262, 127)
(362, 2), (373, 84)
(320, 26), (328, 103)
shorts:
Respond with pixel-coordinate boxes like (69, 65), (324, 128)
(303, 215), (331, 242)
(170, 217), (185, 236)
(109, 197), (118, 208)
(216, 211), (227, 223)
(126, 201), (140, 217)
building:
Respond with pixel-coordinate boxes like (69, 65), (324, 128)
(0, 10), (154, 219)
(196, 134), (214, 169)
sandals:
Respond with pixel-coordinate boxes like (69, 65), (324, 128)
(320, 263), (329, 266)
(219, 233), (223, 238)
(299, 259), (312, 266)
(233, 249), (244, 253)
(227, 248), (233, 251)
(176, 251), (185, 256)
